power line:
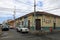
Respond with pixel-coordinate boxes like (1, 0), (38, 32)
(45, 7), (60, 11)
(15, 0), (33, 7)
(0, 7), (60, 14)
(0, 0), (59, 12)
(15, 0), (60, 11)
(0, 7), (32, 13)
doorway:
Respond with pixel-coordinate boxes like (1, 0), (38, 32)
(28, 20), (30, 29)
(35, 19), (41, 30)
(53, 23), (56, 29)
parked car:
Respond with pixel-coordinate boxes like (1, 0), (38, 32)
(20, 28), (29, 33)
(1, 25), (9, 31)
(16, 27), (20, 32)
(16, 26), (29, 33)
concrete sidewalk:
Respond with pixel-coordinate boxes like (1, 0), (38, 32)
(29, 30), (48, 36)
(29, 30), (60, 36)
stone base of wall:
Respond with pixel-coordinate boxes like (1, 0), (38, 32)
(29, 27), (60, 36)
(30, 26), (35, 31)
(30, 26), (60, 32)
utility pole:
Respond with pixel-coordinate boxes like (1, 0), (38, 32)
(34, 0), (36, 30)
(13, 6), (16, 28)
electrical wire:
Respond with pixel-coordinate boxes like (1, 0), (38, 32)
(14, 0), (60, 11)
(14, 0), (33, 7)
(45, 7), (60, 11)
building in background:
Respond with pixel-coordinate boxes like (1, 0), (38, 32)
(8, 20), (15, 29)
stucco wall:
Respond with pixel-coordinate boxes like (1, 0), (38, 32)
(42, 15), (53, 27)
(56, 17), (60, 27)
(28, 15), (33, 27)
(15, 14), (60, 31)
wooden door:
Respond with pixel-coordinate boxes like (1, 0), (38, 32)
(28, 20), (30, 29)
(35, 19), (41, 30)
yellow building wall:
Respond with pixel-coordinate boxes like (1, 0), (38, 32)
(34, 15), (60, 27)
(32, 15), (54, 27)
(20, 17), (24, 27)
(39, 15), (60, 27)
(19, 19), (22, 24)
(16, 20), (18, 24)
(27, 15), (54, 27)
(56, 17), (60, 27)
(28, 15), (33, 27)
(35, 15), (42, 27)
(42, 15), (54, 27)
(21, 18), (24, 21)
(15, 14), (60, 31)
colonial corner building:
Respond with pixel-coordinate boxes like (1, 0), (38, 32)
(8, 11), (60, 31)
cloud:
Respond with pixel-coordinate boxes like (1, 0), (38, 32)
(0, 0), (14, 8)
(0, 0), (60, 23)
(43, 0), (60, 9)
(44, 0), (60, 15)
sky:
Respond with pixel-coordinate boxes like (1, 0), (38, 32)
(0, 0), (60, 23)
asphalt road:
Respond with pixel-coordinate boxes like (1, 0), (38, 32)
(0, 29), (60, 40)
